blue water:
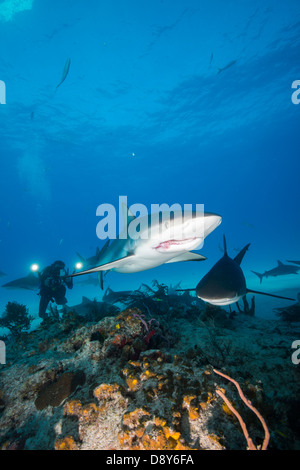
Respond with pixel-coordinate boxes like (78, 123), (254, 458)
(0, 0), (300, 324)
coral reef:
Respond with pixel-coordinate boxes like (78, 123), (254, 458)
(236, 295), (255, 316)
(34, 371), (86, 410)
(0, 301), (33, 338)
(0, 285), (300, 450)
(274, 294), (300, 322)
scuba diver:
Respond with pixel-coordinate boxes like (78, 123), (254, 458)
(38, 260), (73, 319)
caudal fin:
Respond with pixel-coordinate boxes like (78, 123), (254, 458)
(251, 270), (264, 284)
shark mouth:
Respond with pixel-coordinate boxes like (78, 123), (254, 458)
(154, 238), (199, 252)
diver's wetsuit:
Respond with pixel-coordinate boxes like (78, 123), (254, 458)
(38, 262), (73, 319)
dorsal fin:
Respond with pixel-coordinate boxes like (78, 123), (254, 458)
(234, 243), (251, 265)
(277, 260), (283, 266)
(82, 296), (91, 304)
(223, 235), (227, 255)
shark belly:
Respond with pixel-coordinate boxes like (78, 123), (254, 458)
(200, 293), (244, 306)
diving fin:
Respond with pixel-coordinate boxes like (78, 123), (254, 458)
(246, 289), (295, 301)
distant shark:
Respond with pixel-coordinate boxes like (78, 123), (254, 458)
(0, 270), (6, 277)
(102, 287), (138, 304)
(56, 57), (71, 90)
(251, 261), (300, 284)
(177, 236), (295, 305)
(62, 296), (119, 317)
(2, 272), (40, 291)
(69, 207), (221, 279)
(217, 59), (237, 74)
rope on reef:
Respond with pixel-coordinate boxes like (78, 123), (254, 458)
(213, 368), (270, 450)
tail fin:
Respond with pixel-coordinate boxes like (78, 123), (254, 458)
(75, 252), (85, 263)
(251, 270), (264, 284)
(246, 288), (295, 301)
(234, 243), (250, 265)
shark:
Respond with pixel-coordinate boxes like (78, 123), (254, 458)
(251, 261), (300, 284)
(62, 296), (119, 318)
(2, 272), (40, 291)
(217, 59), (237, 74)
(177, 236), (295, 305)
(102, 287), (136, 304)
(69, 207), (222, 279)
(56, 57), (71, 90)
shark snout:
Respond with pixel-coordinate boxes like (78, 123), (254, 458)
(204, 213), (222, 237)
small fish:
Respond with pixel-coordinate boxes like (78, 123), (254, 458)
(56, 57), (71, 90)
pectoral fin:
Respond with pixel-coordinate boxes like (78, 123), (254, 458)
(176, 288), (196, 292)
(246, 289), (295, 301)
(70, 254), (135, 277)
(98, 272), (104, 290)
(166, 252), (207, 263)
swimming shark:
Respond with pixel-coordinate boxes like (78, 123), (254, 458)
(2, 272), (40, 291)
(177, 236), (295, 305)
(217, 59), (237, 74)
(102, 287), (136, 304)
(62, 296), (119, 318)
(56, 57), (71, 90)
(251, 261), (300, 284)
(69, 208), (221, 279)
